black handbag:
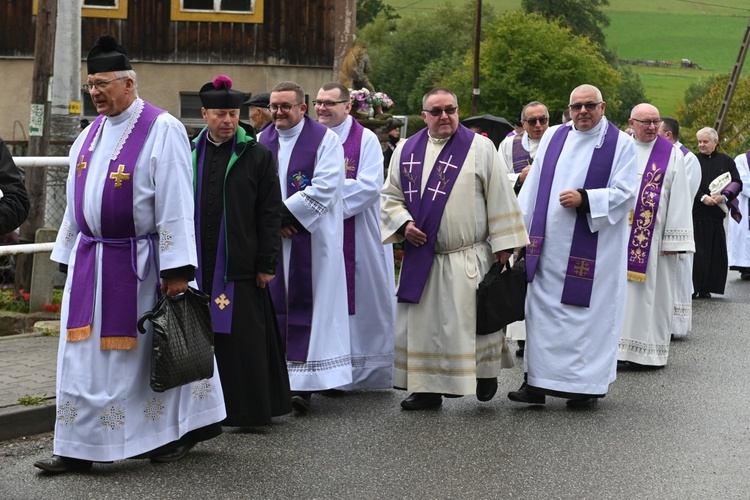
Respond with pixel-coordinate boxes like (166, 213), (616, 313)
(137, 287), (215, 393)
(476, 258), (527, 335)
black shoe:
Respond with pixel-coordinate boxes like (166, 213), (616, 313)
(515, 340), (525, 357)
(291, 391), (312, 413)
(400, 393), (443, 411)
(150, 442), (196, 463)
(507, 384), (545, 405)
(34, 455), (93, 474)
(699, 292), (712, 299)
(566, 396), (597, 408)
(476, 377), (498, 402)
(741, 272), (750, 281)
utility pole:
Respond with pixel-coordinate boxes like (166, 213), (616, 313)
(471, 0), (482, 116)
(714, 17), (750, 136)
(17, 0), (58, 294)
(51, 0), (83, 155)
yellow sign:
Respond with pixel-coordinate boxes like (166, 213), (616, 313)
(69, 101), (82, 114)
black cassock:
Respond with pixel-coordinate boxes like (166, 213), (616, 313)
(197, 127), (291, 426)
(692, 150), (742, 295)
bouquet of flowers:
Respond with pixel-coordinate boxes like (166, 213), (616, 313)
(350, 88), (372, 113)
(367, 91), (393, 110)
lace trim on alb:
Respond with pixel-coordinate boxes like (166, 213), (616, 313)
(301, 192), (328, 217)
(87, 98), (145, 163)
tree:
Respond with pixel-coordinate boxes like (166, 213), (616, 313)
(358, 1), (496, 114)
(437, 11), (623, 123)
(676, 74), (750, 157)
(357, 0), (399, 29)
(522, 0), (610, 46)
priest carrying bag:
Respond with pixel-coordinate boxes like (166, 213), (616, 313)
(476, 258), (527, 335)
(137, 287), (215, 392)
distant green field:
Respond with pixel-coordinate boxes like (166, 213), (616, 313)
(384, 0), (750, 114)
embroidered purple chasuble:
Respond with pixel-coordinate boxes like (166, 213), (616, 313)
(526, 121), (619, 307)
(67, 102), (164, 350)
(259, 115), (327, 362)
(341, 118), (364, 315)
(397, 125), (475, 303)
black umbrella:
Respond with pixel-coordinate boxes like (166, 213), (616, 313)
(461, 114), (514, 149)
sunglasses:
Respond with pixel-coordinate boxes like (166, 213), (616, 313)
(568, 102), (601, 112)
(424, 107), (458, 117)
(524, 117), (548, 126)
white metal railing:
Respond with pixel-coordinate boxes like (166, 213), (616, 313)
(0, 242), (56, 256)
(13, 157), (69, 168)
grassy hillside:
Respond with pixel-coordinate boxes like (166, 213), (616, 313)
(383, 0), (750, 115)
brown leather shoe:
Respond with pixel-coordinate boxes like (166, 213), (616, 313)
(34, 455), (93, 474)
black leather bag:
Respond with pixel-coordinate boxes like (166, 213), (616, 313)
(137, 287), (215, 393)
(476, 259), (527, 335)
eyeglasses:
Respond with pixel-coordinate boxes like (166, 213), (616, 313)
(631, 118), (663, 127)
(268, 103), (302, 113)
(81, 76), (127, 93)
(568, 102), (602, 112)
(424, 107), (458, 117)
(524, 117), (548, 126)
(313, 100), (348, 109)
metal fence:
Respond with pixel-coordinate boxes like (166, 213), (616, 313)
(13, 157), (70, 230)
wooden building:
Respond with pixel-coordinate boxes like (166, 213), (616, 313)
(0, 0), (355, 140)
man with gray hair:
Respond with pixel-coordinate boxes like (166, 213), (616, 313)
(692, 127), (742, 298)
(509, 84), (637, 406)
(617, 103), (694, 368)
(497, 101), (550, 193)
(35, 34), (226, 474)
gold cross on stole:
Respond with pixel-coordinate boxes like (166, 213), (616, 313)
(109, 165), (131, 188)
(76, 156), (87, 178)
(214, 293), (230, 310)
(573, 260), (590, 277)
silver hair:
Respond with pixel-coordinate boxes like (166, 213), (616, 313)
(521, 101), (548, 120)
(696, 127), (718, 142)
(422, 88), (458, 110)
(114, 69), (138, 95)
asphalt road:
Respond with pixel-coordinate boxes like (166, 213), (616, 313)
(1, 273), (748, 499)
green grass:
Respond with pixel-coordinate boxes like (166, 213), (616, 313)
(384, 0), (750, 118)
(633, 67), (712, 116)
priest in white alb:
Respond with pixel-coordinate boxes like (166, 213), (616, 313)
(510, 85), (637, 406)
(314, 82), (395, 390)
(658, 117), (702, 337)
(258, 81), (352, 413)
(381, 88), (529, 411)
(618, 104), (694, 367)
(35, 35), (225, 474)
(728, 149), (750, 281)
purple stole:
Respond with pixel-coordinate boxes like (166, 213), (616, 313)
(396, 125), (475, 303)
(678, 144), (690, 156)
(258, 115), (327, 362)
(193, 127), (236, 334)
(626, 135), (673, 282)
(526, 121), (619, 308)
(342, 118), (364, 315)
(67, 102), (164, 350)
(512, 134), (531, 173)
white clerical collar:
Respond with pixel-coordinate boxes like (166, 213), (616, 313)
(427, 131), (450, 145)
(206, 133), (230, 147)
(277, 118), (305, 138)
(89, 98), (145, 161)
(329, 116), (352, 139)
(521, 131), (541, 150)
